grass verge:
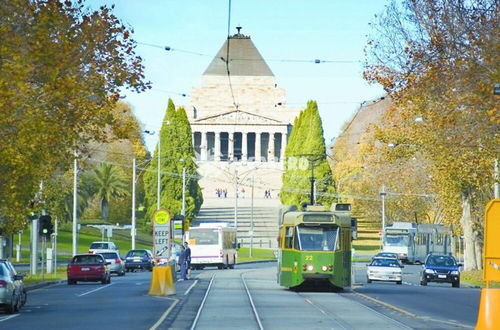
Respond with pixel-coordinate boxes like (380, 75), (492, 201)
(237, 247), (276, 263)
(461, 270), (500, 288)
(23, 266), (67, 285)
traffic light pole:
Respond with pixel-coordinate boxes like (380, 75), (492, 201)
(30, 219), (38, 275)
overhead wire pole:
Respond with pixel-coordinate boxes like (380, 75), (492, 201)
(181, 167), (186, 216)
(234, 169), (238, 231)
(380, 184), (387, 248)
(72, 153), (78, 256)
(157, 135), (161, 210)
(132, 157), (136, 249)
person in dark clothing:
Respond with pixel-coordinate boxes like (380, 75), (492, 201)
(184, 241), (192, 279)
(178, 245), (187, 280)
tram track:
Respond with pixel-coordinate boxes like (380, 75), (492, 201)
(190, 270), (264, 330)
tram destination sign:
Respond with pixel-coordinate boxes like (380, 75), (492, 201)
(303, 214), (333, 223)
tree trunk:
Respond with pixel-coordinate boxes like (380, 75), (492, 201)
(474, 230), (483, 270)
(460, 192), (478, 270)
(101, 198), (109, 220)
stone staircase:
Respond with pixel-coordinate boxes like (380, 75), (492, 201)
(192, 198), (280, 249)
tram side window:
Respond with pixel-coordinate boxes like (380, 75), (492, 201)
(284, 226), (294, 249)
(293, 227), (300, 250)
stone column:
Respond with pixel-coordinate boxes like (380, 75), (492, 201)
(255, 132), (261, 162)
(269, 133), (275, 162)
(242, 132), (248, 161)
(201, 131), (207, 161)
(281, 132), (287, 162)
(229, 132), (234, 161)
(215, 132), (221, 161)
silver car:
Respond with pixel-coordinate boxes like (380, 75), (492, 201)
(100, 252), (125, 276)
(366, 257), (403, 285)
(0, 263), (25, 313)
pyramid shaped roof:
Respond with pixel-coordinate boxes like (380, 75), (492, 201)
(203, 31), (273, 77)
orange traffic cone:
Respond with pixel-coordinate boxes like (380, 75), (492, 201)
(476, 288), (500, 329)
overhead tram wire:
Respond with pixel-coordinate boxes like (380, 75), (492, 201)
(223, 0), (238, 111)
(135, 42), (361, 65)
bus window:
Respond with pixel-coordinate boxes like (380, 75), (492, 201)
(297, 225), (338, 251)
(189, 228), (218, 245)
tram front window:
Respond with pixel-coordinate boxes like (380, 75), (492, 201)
(384, 235), (409, 246)
(297, 225), (338, 251)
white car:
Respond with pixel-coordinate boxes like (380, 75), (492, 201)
(366, 257), (403, 284)
(88, 241), (120, 257)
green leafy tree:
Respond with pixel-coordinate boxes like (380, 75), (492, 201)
(144, 99), (203, 223)
(0, 0), (150, 232)
(281, 101), (335, 208)
(87, 163), (129, 220)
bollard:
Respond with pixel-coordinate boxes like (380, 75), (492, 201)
(475, 288), (500, 329)
(149, 265), (176, 296)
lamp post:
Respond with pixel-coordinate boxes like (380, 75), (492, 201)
(131, 157), (136, 249)
(250, 175), (254, 258)
(380, 184), (387, 247)
(72, 152), (78, 256)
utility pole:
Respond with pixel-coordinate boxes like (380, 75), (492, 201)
(181, 167), (186, 216)
(380, 184), (387, 247)
(157, 135), (161, 210)
(16, 231), (22, 262)
(30, 219), (38, 275)
(132, 158), (136, 249)
(310, 162), (315, 205)
(250, 175), (254, 258)
(53, 218), (58, 276)
(72, 154), (78, 256)
(234, 169), (238, 230)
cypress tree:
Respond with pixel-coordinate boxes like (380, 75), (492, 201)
(144, 99), (203, 222)
(280, 100), (335, 208)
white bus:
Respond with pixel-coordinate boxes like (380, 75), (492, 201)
(187, 223), (238, 270)
(383, 222), (453, 264)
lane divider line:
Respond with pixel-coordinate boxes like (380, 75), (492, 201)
(241, 273), (264, 330)
(0, 314), (20, 322)
(184, 280), (199, 296)
(190, 274), (215, 330)
(149, 298), (179, 330)
(352, 291), (469, 328)
(77, 283), (114, 297)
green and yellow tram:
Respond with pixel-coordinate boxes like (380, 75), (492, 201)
(277, 203), (352, 289)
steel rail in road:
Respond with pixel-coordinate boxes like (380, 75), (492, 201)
(297, 291), (413, 330)
(190, 272), (264, 330)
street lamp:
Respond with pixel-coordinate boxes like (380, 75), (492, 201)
(380, 184), (387, 247)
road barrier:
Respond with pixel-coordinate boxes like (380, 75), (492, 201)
(475, 288), (500, 329)
(149, 265), (176, 296)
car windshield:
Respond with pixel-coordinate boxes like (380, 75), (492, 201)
(427, 255), (456, 267)
(384, 235), (409, 246)
(376, 253), (397, 258)
(297, 224), (338, 251)
(189, 228), (219, 245)
(90, 243), (109, 249)
(370, 258), (401, 267)
(101, 253), (118, 259)
(127, 250), (147, 257)
(72, 255), (104, 265)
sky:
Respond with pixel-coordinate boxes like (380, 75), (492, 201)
(87, 0), (388, 151)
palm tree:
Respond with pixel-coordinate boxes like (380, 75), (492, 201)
(90, 163), (129, 220)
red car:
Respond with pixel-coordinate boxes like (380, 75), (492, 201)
(67, 254), (111, 285)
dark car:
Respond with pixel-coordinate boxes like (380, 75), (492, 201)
(124, 249), (154, 272)
(421, 254), (461, 287)
(67, 254), (111, 285)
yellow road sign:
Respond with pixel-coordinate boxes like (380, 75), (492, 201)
(153, 209), (171, 225)
(484, 199), (500, 282)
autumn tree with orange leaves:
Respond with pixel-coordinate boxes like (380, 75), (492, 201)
(364, 0), (499, 270)
(0, 0), (150, 232)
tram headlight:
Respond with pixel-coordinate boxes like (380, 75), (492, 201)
(306, 264), (314, 271)
(321, 265), (328, 271)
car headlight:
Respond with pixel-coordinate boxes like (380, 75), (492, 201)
(424, 269), (435, 274)
(451, 270), (459, 275)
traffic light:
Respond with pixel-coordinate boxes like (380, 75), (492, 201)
(39, 215), (53, 238)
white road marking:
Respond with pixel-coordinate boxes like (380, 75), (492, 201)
(149, 298), (179, 330)
(184, 280), (199, 296)
(0, 314), (20, 322)
(77, 283), (114, 297)
(241, 274), (264, 330)
(28, 283), (63, 292)
(190, 274), (215, 330)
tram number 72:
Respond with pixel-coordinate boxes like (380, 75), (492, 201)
(305, 255), (313, 261)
